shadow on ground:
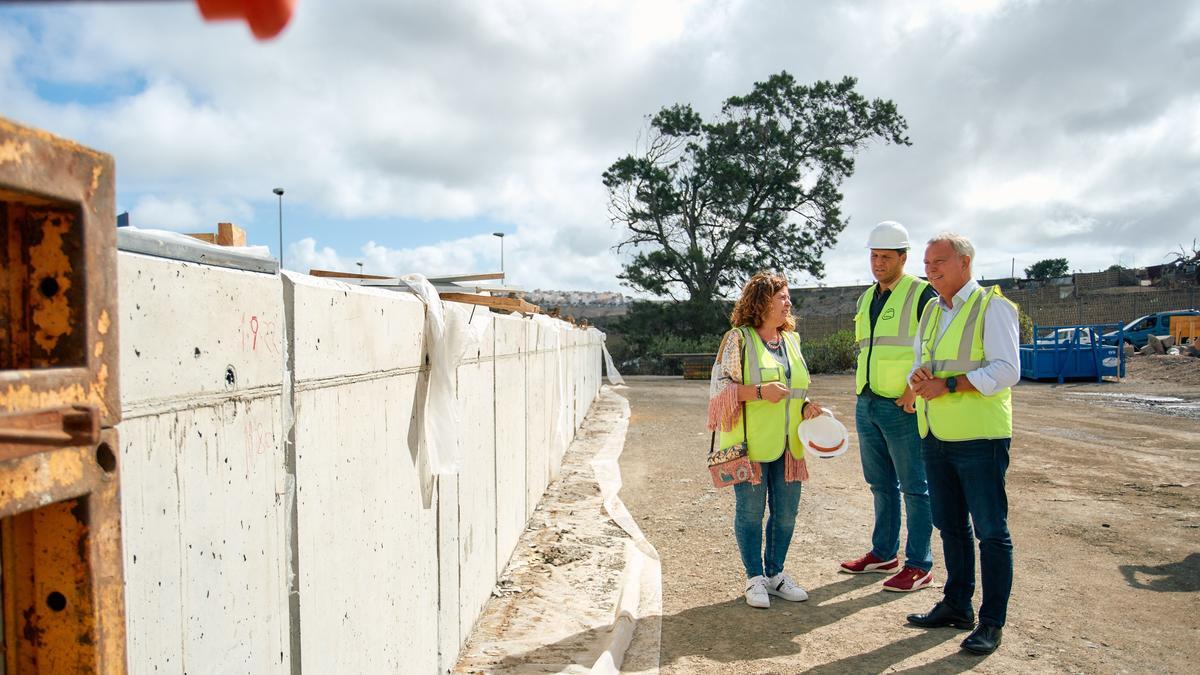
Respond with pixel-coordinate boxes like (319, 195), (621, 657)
(500, 574), (983, 672)
(1120, 552), (1200, 592)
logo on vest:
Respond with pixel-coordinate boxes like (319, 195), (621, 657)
(881, 308), (896, 320)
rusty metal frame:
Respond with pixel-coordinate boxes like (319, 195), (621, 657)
(0, 116), (120, 427)
(0, 117), (125, 673)
(0, 428), (125, 672)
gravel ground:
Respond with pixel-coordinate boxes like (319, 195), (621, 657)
(618, 371), (1200, 673)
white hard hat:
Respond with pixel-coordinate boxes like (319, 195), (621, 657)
(866, 221), (911, 250)
(798, 411), (849, 459)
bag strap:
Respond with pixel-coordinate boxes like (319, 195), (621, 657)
(710, 328), (751, 453)
(739, 328), (749, 445)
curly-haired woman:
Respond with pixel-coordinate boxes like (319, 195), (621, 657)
(708, 271), (826, 608)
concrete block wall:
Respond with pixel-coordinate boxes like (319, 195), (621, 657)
(791, 285), (1199, 341)
(116, 253), (605, 673)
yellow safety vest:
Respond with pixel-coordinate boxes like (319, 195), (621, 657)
(915, 286), (1014, 441)
(855, 274), (929, 398)
(719, 327), (812, 462)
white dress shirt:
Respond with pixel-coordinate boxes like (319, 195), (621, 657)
(910, 279), (1020, 396)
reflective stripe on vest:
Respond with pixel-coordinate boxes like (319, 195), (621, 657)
(719, 327), (811, 462)
(915, 286), (1014, 441)
(854, 274), (928, 397)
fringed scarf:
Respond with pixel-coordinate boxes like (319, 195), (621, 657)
(707, 328), (809, 483)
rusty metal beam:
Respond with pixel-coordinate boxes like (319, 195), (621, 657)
(0, 117), (120, 427)
(0, 118), (126, 673)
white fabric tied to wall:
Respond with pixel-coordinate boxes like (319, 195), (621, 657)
(597, 329), (626, 386)
(400, 273), (488, 474)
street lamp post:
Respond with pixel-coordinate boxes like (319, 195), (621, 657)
(273, 187), (285, 269)
(493, 232), (505, 280)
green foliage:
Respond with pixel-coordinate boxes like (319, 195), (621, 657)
(613, 298), (732, 342)
(802, 330), (857, 374)
(606, 331), (724, 376)
(604, 72), (910, 304)
(1017, 307), (1033, 344)
(1024, 257), (1069, 280)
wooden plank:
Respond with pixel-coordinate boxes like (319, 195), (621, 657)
(216, 222), (246, 247)
(437, 284), (525, 294)
(426, 272), (504, 284)
(186, 232), (216, 244)
(440, 292), (541, 315)
(308, 268), (393, 280)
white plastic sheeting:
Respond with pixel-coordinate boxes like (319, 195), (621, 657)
(598, 329), (626, 386)
(399, 273), (488, 474)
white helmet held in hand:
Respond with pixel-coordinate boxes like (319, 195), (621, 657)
(866, 221), (911, 250)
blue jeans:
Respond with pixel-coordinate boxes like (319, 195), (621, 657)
(732, 453), (802, 579)
(922, 436), (1014, 627)
(855, 394), (933, 571)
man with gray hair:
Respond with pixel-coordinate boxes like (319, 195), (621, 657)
(904, 232), (1020, 656)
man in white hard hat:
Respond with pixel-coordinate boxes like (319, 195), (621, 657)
(905, 232), (1019, 656)
(839, 221), (939, 593)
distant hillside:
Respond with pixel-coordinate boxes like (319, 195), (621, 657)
(525, 289), (635, 320)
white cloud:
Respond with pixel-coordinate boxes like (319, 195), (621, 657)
(2, 0), (1197, 296)
(127, 194), (254, 232)
(289, 237), (343, 272)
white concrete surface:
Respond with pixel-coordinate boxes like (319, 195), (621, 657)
(118, 253), (291, 674)
(116, 253), (605, 673)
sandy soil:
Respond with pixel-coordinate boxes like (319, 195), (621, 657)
(455, 391), (639, 674)
(617, 367), (1200, 673)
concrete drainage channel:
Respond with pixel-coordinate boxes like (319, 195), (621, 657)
(1067, 392), (1200, 420)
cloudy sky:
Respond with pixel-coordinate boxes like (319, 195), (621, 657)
(2, 0), (1196, 294)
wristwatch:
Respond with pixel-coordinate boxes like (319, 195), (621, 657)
(946, 376), (957, 393)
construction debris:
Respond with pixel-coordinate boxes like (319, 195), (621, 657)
(1142, 334), (1175, 355)
(187, 222), (246, 247)
(440, 292), (541, 316)
(307, 267), (542, 316)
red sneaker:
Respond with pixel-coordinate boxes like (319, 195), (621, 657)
(883, 565), (934, 592)
(839, 552), (899, 574)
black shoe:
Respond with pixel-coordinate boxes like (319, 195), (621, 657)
(906, 601), (975, 629)
(961, 624), (1003, 655)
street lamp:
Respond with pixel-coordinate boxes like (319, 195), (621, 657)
(273, 187), (285, 269)
(493, 231), (505, 280)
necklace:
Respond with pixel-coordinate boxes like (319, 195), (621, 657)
(762, 333), (782, 350)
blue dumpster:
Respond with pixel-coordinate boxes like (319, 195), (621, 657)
(1019, 323), (1125, 383)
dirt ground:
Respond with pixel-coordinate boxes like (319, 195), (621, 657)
(617, 358), (1200, 673)
(456, 391), (641, 674)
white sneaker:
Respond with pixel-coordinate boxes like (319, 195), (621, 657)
(744, 575), (770, 608)
(766, 572), (809, 602)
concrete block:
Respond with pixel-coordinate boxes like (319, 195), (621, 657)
(293, 376), (439, 673)
(118, 252), (290, 673)
(525, 350), (550, 519)
(494, 318), (528, 573)
(455, 358), (497, 638)
(285, 272), (425, 381)
(436, 474), (462, 672)
(123, 401), (291, 673)
(119, 252), (284, 405)
(1146, 334), (1174, 354)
